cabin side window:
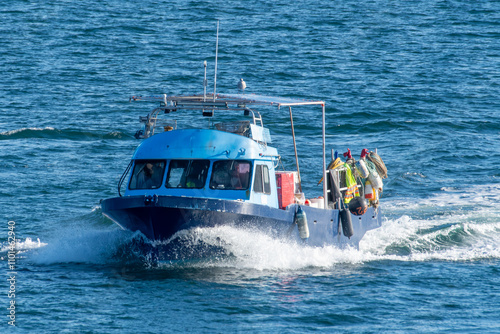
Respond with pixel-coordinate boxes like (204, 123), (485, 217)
(129, 160), (166, 190)
(209, 160), (251, 190)
(165, 160), (210, 189)
(254, 164), (271, 194)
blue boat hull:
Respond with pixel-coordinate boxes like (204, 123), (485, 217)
(101, 195), (382, 248)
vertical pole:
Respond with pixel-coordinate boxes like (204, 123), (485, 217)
(289, 106), (302, 192)
(213, 20), (219, 102)
(322, 103), (327, 209)
(203, 60), (207, 102)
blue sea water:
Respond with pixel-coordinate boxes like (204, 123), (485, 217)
(1, 0), (499, 333)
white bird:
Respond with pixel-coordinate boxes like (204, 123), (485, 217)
(237, 78), (246, 91)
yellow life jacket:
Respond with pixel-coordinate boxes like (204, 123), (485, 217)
(344, 164), (359, 204)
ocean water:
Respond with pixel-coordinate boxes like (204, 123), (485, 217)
(1, 0), (499, 333)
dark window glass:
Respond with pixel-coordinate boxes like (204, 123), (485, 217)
(254, 165), (263, 193)
(210, 160), (251, 190)
(254, 164), (271, 194)
(263, 165), (271, 194)
(166, 160), (210, 189)
(129, 160), (166, 190)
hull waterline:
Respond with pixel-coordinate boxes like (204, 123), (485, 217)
(101, 195), (382, 248)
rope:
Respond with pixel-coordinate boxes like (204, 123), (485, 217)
(317, 157), (343, 185)
(367, 152), (388, 179)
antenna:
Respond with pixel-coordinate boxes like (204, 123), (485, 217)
(213, 20), (219, 102)
(203, 60), (207, 101)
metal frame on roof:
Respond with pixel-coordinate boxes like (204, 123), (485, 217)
(130, 93), (325, 108)
(215, 93), (325, 108)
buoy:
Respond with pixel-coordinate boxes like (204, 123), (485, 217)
(365, 180), (375, 200)
(356, 159), (369, 178)
(348, 196), (368, 216)
(339, 208), (354, 238)
(294, 206), (309, 240)
(366, 160), (383, 192)
(355, 149), (370, 178)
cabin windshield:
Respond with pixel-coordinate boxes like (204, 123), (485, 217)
(129, 160), (166, 190)
(166, 160), (210, 189)
(209, 160), (251, 190)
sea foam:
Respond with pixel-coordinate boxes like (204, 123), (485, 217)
(17, 184), (500, 269)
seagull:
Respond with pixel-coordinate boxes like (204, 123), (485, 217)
(237, 78), (246, 91)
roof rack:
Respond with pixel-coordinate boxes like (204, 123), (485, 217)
(130, 93), (324, 109)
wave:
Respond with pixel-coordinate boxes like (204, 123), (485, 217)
(362, 183), (500, 261)
(360, 215), (500, 262)
(0, 237), (47, 255)
(24, 216), (498, 270)
(17, 183), (500, 269)
(28, 228), (151, 265)
(1, 127), (56, 137)
(159, 215), (499, 269)
(0, 127), (130, 140)
(386, 183), (500, 214)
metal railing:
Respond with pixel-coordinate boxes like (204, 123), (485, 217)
(118, 160), (134, 197)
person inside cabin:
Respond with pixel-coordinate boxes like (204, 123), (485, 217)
(185, 161), (207, 188)
(230, 163), (243, 189)
(210, 162), (231, 189)
(137, 162), (162, 189)
(230, 161), (250, 189)
(185, 175), (197, 188)
(238, 162), (250, 189)
(210, 160), (250, 190)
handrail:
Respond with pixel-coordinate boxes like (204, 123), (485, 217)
(289, 106), (302, 192)
(118, 160), (134, 197)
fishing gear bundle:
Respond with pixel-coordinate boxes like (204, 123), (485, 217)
(322, 148), (388, 212)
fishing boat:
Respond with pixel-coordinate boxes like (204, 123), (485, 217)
(101, 89), (386, 249)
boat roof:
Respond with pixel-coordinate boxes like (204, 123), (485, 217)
(130, 93), (325, 109)
(133, 129), (278, 160)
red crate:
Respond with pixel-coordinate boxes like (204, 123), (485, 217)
(276, 172), (295, 209)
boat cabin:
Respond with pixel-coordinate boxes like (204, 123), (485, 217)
(121, 127), (282, 208)
(118, 93), (328, 210)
